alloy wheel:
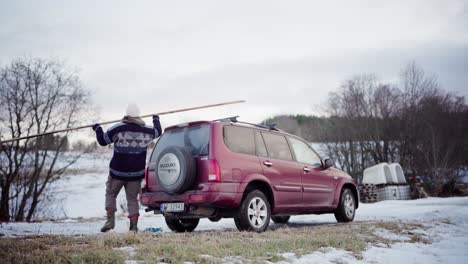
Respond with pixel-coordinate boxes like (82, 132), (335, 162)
(344, 193), (355, 218)
(247, 197), (268, 228)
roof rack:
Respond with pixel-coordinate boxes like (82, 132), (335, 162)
(213, 116), (280, 131)
(212, 116), (239, 122)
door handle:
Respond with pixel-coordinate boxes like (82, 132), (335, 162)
(303, 167), (310, 172)
(263, 161), (273, 167)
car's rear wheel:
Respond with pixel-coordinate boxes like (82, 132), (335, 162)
(271, 216), (290, 224)
(334, 188), (356, 222)
(165, 217), (200, 232)
(208, 216), (222, 222)
(234, 190), (271, 232)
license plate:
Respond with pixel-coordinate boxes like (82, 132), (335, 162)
(161, 203), (184, 212)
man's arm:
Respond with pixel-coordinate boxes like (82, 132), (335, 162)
(93, 123), (113, 146)
(153, 115), (162, 137)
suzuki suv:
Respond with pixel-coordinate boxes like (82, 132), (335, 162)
(141, 118), (358, 232)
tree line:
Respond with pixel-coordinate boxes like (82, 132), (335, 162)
(264, 62), (468, 195)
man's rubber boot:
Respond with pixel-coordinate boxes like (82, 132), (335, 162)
(100, 210), (115, 232)
(129, 216), (139, 233)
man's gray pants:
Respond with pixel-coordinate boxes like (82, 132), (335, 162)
(105, 176), (141, 217)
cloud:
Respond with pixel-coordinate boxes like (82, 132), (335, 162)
(0, 0), (467, 128)
(85, 42), (468, 128)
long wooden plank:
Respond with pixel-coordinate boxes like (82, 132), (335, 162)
(0, 100), (245, 144)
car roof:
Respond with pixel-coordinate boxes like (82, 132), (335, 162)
(164, 119), (303, 140)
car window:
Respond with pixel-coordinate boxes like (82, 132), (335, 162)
(254, 131), (267, 157)
(149, 124), (210, 170)
(223, 126), (255, 155)
(261, 133), (293, 161)
(289, 137), (321, 166)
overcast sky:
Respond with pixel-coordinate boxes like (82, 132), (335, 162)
(1, 0), (467, 130)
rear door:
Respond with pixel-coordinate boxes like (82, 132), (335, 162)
(288, 137), (335, 208)
(147, 124), (211, 192)
(259, 132), (303, 211)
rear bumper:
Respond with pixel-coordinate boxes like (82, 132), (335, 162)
(140, 182), (243, 210)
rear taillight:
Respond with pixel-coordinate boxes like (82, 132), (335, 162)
(207, 159), (221, 182)
(141, 167), (149, 190)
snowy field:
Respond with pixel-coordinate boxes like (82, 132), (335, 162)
(1, 153), (468, 263)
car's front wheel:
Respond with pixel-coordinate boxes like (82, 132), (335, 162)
(334, 188), (356, 222)
(165, 217), (199, 232)
(234, 190), (271, 232)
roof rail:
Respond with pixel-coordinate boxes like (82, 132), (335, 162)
(236, 121), (281, 131)
(212, 116), (239, 122)
(267, 124), (280, 131)
(213, 116), (282, 131)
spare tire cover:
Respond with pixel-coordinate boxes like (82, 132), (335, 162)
(156, 146), (196, 194)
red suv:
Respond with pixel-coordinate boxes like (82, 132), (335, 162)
(141, 118), (358, 232)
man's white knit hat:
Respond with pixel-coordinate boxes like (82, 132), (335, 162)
(126, 103), (140, 117)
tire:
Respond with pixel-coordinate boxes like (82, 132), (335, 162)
(234, 190), (271, 232)
(208, 216), (222, 222)
(334, 188), (356, 223)
(165, 217), (200, 233)
(155, 146), (196, 194)
(271, 216), (290, 224)
(234, 217), (243, 231)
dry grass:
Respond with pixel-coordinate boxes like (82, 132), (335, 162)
(0, 221), (432, 264)
(0, 235), (127, 263)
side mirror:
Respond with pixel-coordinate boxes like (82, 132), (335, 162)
(322, 158), (334, 169)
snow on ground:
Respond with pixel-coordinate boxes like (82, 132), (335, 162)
(282, 197), (468, 264)
(2, 198), (467, 263)
(1, 152), (468, 263)
(47, 151), (123, 219)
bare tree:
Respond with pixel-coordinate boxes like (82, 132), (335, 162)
(322, 74), (401, 180)
(0, 57), (90, 222)
(261, 62), (467, 195)
(319, 62), (467, 193)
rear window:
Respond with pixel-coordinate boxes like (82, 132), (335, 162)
(223, 126), (255, 155)
(148, 124), (210, 170)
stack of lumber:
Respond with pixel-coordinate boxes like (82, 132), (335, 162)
(358, 184), (378, 203)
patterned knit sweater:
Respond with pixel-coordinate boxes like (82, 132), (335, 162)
(95, 116), (162, 181)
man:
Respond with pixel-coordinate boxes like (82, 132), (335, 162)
(92, 103), (162, 232)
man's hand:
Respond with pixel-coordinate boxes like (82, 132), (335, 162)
(92, 123), (101, 131)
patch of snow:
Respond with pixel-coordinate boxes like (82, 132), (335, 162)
(48, 153), (115, 219)
(222, 255), (245, 264)
(56, 219), (79, 223)
(113, 246), (136, 256)
(113, 246), (139, 263)
(124, 261), (145, 264)
(373, 228), (412, 241)
(280, 252), (296, 259)
(288, 197), (468, 264)
(278, 248), (357, 264)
